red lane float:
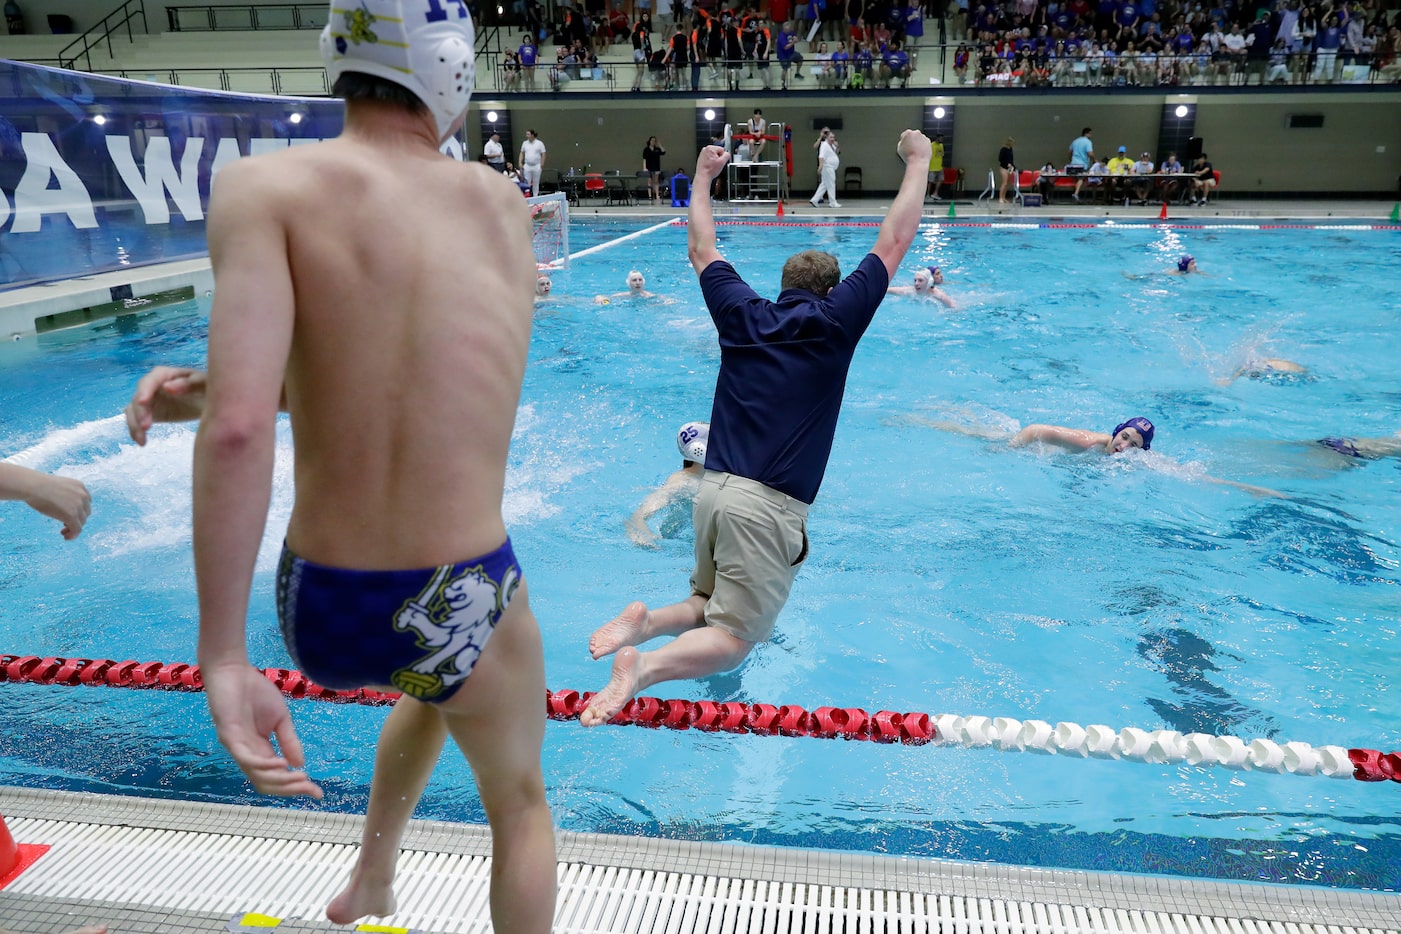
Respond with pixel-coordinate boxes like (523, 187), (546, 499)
(5, 654), (1400, 784)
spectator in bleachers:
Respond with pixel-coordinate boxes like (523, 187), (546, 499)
(1314, 12), (1343, 81)
(777, 20), (805, 87)
(1375, 25), (1401, 81)
(631, 12), (654, 90)
(519, 32), (540, 89)
(902, 1), (925, 45)
(831, 39), (853, 85)
(881, 38), (912, 85)
(754, 18), (774, 88)
(953, 41), (972, 81)
(722, 13), (745, 88)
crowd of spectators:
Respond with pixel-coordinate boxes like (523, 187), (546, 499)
(490, 0), (1399, 89)
(952, 0), (1400, 87)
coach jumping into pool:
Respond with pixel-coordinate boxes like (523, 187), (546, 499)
(581, 130), (933, 727)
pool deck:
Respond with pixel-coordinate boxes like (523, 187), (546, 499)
(1, 197), (1395, 337)
(2, 785), (1398, 934)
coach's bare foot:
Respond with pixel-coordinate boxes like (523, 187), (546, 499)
(326, 874), (396, 925)
(589, 602), (649, 659)
(580, 647), (641, 727)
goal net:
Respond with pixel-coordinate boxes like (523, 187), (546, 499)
(528, 193), (569, 269)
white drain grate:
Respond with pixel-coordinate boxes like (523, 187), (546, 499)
(4, 817), (1398, 934)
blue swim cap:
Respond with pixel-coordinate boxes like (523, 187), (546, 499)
(1112, 417), (1155, 450)
(1178, 255), (1194, 272)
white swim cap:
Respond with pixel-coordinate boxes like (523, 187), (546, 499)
(321, 0), (476, 142)
(677, 421), (709, 464)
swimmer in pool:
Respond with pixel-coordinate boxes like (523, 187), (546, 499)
(626, 421), (708, 549)
(1125, 255), (1201, 279)
(1216, 356), (1308, 384)
(127, 4), (556, 929)
(911, 414), (1285, 496)
(594, 269), (659, 304)
(0, 460), (91, 540)
(1314, 434), (1401, 461)
(534, 272), (554, 301)
(886, 265), (956, 308)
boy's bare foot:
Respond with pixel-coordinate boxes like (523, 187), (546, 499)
(326, 875), (396, 925)
(580, 648), (641, 728)
(588, 602), (649, 659)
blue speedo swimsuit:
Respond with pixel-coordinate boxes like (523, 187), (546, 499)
(276, 539), (522, 703)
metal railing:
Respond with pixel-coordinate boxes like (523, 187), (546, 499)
(102, 65), (330, 96)
(165, 4), (325, 31)
(57, 0), (148, 72)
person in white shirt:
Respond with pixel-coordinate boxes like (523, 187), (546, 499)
(809, 127), (841, 209)
(518, 128), (547, 196)
(1129, 151), (1156, 204)
(483, 131), (505, 172)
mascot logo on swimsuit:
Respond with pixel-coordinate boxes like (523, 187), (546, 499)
(391, 563), (520, 699)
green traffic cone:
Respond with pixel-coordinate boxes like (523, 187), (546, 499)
(947, 201), (957, 219)
(1391, 202), (1400, 223)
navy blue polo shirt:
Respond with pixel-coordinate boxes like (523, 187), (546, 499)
(698, 253), (889, 504)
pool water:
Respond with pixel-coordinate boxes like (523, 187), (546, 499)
(2, 220), (1399, 891)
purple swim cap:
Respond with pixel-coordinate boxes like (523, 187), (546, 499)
(928, 266), (941, 277)
(1177, 255), (1194, 272)
(1112, 416), (1155, 450)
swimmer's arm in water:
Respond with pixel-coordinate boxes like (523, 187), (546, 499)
(907, 415), (1013, 441)
(0, 461), (92, 540)
(125, 366), (288, 444)
(1010, 424), (1108, 451)
(931, 287), (956, 309)
(192, 160), (321, 801)
(1202, 475), (1289, 499)
(626, 468), (698, 548)
(886, 285), (916, 296)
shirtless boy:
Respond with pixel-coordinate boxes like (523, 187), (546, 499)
(143, 2), (555, 929)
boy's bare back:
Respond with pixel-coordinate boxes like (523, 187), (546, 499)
(208, 132), (536, 570)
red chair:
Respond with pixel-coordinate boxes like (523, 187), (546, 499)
(943, 167), (963, 192)
(582, 174), (606, 204)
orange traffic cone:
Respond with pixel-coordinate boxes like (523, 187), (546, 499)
(1159, 202), (1168, 221)
(0, 813), (16, 879)
(0, 811), (50, 888)
(776, 199), (785, 217)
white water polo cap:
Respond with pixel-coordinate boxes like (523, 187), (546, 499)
(321, 0), (476, 141)
(677, 422), (709, 464)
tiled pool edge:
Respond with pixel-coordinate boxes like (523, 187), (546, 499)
(2, 786), (1397, 931)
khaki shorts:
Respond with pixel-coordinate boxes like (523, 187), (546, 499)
(690, 470), (809, 643)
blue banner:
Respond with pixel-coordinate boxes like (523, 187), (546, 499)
(0, 61), (465, 291)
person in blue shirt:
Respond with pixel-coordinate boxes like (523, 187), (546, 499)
(881, 40), (912, 86)
(776, 20), (805, 88)
(1067, 126), (1095, 200)
(831, 40), (851, 85)
(518, 35), (539, 90)
(580, 130), (933, 728)
(1313, 13), (1343, 81)
(854, 41), (875, 86)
